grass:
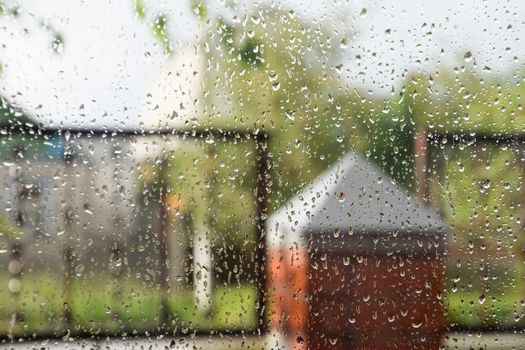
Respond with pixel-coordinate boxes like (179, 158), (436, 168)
(446, 291), (522, 328)
(0, 273), (258, 338)
(4, 273), (523, 338)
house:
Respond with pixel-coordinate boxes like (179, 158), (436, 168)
(266, 153), (447, 349)
(0, 97), (141, 278)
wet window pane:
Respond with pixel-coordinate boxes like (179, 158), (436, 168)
(0, 1), (523, 349)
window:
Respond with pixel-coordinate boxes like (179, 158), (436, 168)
(0, 1), (523, 349)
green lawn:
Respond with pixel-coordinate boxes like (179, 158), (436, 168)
(4, 273), (522, 338)
(0, 273), (258, 338)
(446, 291), (523, 328)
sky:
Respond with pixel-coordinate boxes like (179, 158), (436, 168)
(0, 0), (523, 129)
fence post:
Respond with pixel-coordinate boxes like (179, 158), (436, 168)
(192, 145), (215, 315)
(7, 241), (23, 340)
(109, 238), (123, 324)
(415, 129), (429, 202)
(255, 132), (269, 331)
(62, 151), (75, 329)
(8, 157), (24, 339)
(158, 155), (172, 328)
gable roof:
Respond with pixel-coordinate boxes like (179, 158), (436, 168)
(0, 97), (39, 129)
(268, 153), (446, 237)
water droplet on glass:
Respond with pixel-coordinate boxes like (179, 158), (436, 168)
(411, 321), (422, 329)
(8, 279), (21, 294)
(479, 294), (486, 304)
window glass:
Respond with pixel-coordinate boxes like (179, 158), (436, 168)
(0, 1), (523, 349)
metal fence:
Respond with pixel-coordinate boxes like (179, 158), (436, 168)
(0, 125), (269, 340)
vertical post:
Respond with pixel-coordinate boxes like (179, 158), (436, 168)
(193, 145), (214, 314)
(109, 238), (123, 323)
(192, 219), (213, 314)
(255, 132), (269, 331)
(7, 242), (22, 340)
(168, 197), (186, 291)
(414, 129), (429, 202)
(515, 150), (525, 316)
(158, 156), (171, 327)
(110, 144), (124, 324)
(8, 152), (24, 339)
(62, 151), (75, 328)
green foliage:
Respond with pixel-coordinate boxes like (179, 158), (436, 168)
(447, 291), (519, 328)
(357, 96), (416, 189)
(51, 33), (64, 54)
(239, 38), (263, 67)
(133, 1), (172, 56)
(217, 20), (234, 50)
(133, 0), (146, 19)
(151, 14), (172, 56)
(0, 1), (19, 17)
(191, 1), (207, 21)
(198, 8), (350, 209)
(167, 140), (257, 253)
(426, 66), (525, 133)
(0, 214), (20, 239)
(434, 148), (522, 231)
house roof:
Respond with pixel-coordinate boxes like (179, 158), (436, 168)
(0, 97), (38, 129)
(268, 153), (447, 238)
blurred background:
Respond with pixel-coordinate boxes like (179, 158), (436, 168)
(0, 0), (524, 348)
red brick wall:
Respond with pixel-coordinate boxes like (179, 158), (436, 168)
(268, 244), (445, 349)
(308, 252), (445, 350)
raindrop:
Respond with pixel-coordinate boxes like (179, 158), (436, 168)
(479, 294), (486, 304)
(8, 279), (21, 294)
(411, 321), (422, 329)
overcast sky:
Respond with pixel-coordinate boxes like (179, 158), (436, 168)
(0, 0), (523, 129)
